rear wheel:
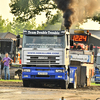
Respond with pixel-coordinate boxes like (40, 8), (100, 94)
(68, 83), (73, 89)
(23, 80), (29, 87)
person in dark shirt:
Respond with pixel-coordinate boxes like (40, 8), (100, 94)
(73, 42), (82, 50)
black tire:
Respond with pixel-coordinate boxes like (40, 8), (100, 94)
(23, 80), (29, 87)
(68, 83), (73, 89)
(61, 81), (68, 89)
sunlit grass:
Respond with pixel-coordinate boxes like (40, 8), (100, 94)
(91, 83), (100, 86)
(0, 79), (22, 82)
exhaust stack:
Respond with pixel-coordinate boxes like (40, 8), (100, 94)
(66, 28), (69, 32)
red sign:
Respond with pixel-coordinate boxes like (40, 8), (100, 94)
(72, 34), (88, 42)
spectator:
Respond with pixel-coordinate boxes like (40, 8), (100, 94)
(3, 53), (13, 80)
(18, 45), (22, 60)
(73, 42), (82, 50)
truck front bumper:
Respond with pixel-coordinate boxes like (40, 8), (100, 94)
(22, 67), (67, 80)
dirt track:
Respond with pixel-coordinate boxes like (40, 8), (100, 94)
(0, 81), (100, 100)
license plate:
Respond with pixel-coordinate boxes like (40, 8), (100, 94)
(38, 57), (48, 59)
(38, 72), (48, 75)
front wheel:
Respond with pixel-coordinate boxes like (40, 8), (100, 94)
(23, 80), (29, 87)
(61, 81), (68, 89)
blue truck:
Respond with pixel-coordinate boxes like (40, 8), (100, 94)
(21, 30), (92, 89)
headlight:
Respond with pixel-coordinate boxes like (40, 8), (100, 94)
(23, 69), (30, 72)
(55, 69), (64, 73)
(24, 75), (28, 77)
(58, 76), (62, 78)
(96, 77), (100, 78)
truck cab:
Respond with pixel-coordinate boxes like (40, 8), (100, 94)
(22, 30), (70, 89)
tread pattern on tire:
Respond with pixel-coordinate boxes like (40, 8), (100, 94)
(23, 80), (29, 87)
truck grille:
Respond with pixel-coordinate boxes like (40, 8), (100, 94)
(26, 55), (60, 65)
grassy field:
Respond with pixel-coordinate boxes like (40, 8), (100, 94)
(91, 83), (100, 86)
(0, 79), (22, 82)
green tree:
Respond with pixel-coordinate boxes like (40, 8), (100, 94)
(24, 18), (36, 30)
(9, 0), (100, 28)
(11, 18), (36, 36)
(11, 18), (25, 35)
(36, 23), (47, 30)
(4, 19), (12, 32)
(92, 13), (100, 23)
(9, 0), (57, 21)
(36, 11), (62, 30)
(0, 16), (5, 32)
(0, 15), (37, 36)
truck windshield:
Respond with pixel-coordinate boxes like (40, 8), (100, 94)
(23, 35), (65, 48)
(96, 56), (100, 65)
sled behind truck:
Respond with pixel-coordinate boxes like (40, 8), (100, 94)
(70, 50), (94, 87)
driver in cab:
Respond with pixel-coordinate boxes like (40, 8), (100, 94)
(57, 38), (61, 44)
(55, 38), (62, 48)
(32, 38), (36, 43)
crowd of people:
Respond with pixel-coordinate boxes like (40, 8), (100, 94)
(0, 53), (13, 80)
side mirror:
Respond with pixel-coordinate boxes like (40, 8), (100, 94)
(89, 44), (93, 50)
(16, 35), (20, 47)
(70, 40), (73, 46)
